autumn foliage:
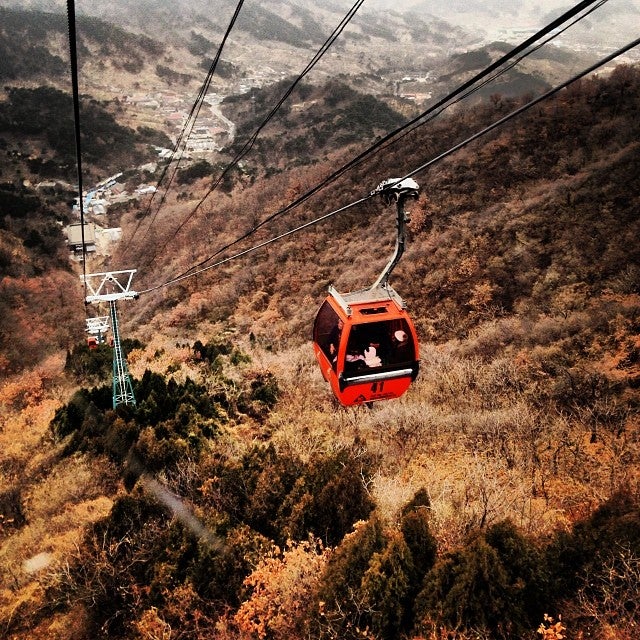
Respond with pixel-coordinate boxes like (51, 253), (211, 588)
(2, 63), (640, 640)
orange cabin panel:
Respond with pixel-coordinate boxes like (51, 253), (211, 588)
(313, 291), (419, 406)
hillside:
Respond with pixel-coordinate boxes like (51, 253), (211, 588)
(1, 59), (639, 640)
(0, 2), (598, 127)
(0, 7), (165, 84)
(219, 78), (408, 174)
(0, 80), (172, 379)
(0, 3), (464, 91)
(124, 64), (640, 344)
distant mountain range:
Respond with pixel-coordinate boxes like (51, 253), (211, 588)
(0, 1), (608, 108)
(0, 0), (621, 203)
(368, 0), (640, 48)
(7, 0), (638, 48)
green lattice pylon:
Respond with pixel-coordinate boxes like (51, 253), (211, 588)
(109, 299), (136, 409)
(81, 270), (138, 410)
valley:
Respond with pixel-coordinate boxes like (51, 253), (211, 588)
(1, 2), (640, 639)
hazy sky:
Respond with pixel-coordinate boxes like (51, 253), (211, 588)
(2, 0), (639, 53)
(378, 0), (640, 56)
(365, 0), (640, 38)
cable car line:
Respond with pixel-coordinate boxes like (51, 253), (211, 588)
(66, 0), (88, 306)
(123, 0), (247, 254)
(63, 0), (634, 408)
(68, 0), (622, 299)
(154, 0), (608, 285)
(369, 0), (610, 160)
(398, 35), (640, 184)
(137, 35), (640, 297)
(136, 195), (372, 295)
(318, 0), (610, 198)
(138, 0), (367, 272)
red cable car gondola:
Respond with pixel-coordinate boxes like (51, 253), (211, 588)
(85, 315), (111, 350)
(313, 178), (420, 406)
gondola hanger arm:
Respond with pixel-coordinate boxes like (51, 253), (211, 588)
(369, 178), (419, 290)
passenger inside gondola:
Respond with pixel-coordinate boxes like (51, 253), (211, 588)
(389, 329), (411, 364)
(328, 319), (343, 366)
(344, 325), (383, 371)
(342, 321), (416, 374)
(314, 301), (342, 369)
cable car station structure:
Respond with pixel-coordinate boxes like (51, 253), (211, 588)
(82, 270), (138, 409)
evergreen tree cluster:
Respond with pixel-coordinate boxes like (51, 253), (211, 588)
(0, 7), (163, 81)
(45, 337), (640, 639)
(0, 87), (144, 178)
(53, 338), (262, 469)
(46, 436), (640, 640)
(225, 79), (406, 171)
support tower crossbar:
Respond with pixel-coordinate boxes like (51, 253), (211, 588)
(82, 269), (138, 303)
(82, 270), (138, 408)
(85, 316), (110, 335)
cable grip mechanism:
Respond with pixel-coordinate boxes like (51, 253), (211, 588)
(370, 178), (420, 290)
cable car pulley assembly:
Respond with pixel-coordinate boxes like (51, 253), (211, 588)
(85, 315), (112, 349)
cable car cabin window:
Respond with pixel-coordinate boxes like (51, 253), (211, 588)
(342, 319), (415, 376)
(313, 300), (342, 370)
(360, 306), (388, 315)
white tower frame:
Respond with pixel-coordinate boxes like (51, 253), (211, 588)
(81, 270), (138, 409)
(85, 316), (110, 336)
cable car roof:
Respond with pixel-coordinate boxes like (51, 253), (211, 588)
(328, 284), (406, 317)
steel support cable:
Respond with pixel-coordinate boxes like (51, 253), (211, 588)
(122, 0), (246, 254)
(159, 0), (606, 283)
(137, 35), (640, 297)
(137, 195), (371, 294)
(364, 0), (610, 160)
(140, 0), (367, 271)
(137, 0), (246, 234)
(66, 0), (88, 306)
(399, 36), (640, 183)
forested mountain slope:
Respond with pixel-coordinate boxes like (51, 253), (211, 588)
(1, 65), (640, 639)
(126, 64), (640, 352)
(0, 7), (165, 83)
(0, 2), (463, 91)
(0, 81), (170, 377)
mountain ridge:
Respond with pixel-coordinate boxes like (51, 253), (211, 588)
(1, 4), (640, 639)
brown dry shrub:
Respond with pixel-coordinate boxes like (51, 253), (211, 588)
(233, 537), (327, 640)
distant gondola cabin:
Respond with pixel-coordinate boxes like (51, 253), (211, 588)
(86, 333), (111, 349)
(313, 285), (419, 406)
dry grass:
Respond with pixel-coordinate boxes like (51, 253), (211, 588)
(0, 361), (117, 636)
(1, 488), (114, 591)
(252, 336), (636, 551)
(2, 290), (637, 635)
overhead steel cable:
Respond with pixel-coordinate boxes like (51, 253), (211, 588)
(137, 35), (640, 297)
(139, 0), (367, 271)
(159, 0), (607, 283)
(66, 0), (88, 306)
(137, 195), (372, 294)
(382, 0), (611, 149)
(122, 0), (246, 254)
(397, 35), (640, 184)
